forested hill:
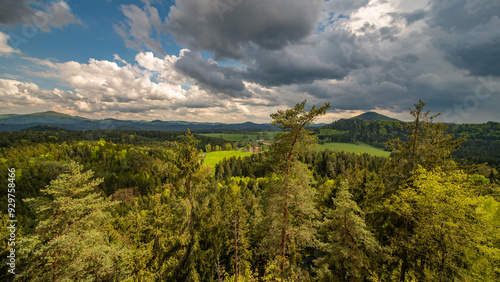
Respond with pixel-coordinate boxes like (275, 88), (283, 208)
(0, 111), (276, 132)
(351, 111), (401, 121)
(315, 118), (500, 169)
(0, 128), (228, 151)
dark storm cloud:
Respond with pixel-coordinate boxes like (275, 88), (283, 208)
(171, 26), (373, 93)
(166, 0), (324, 59)
(433, 16), (500, 76)
(0, 0), (35, 25)
(402, 10), (426, 25)
(243, 30), (372, 87)
(426, 0), (500, 76)
(324, 0), (369, 15)
(426, 0), (500, 32)
(122, 0), (373, 92)
(295, 75), (411, 112)
(291, 48), (487, 115)
(245, 48), (349, 87)
(0, 0), (81, 31)
(389, 10), (427, 26)
(174, 50), (247, 95)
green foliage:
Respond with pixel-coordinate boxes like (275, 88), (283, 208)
(316, 117), (405, 149)
(264, 100), (330, 278)
(0, 101), (497, 281)
(16, 162), (127, 281)
(379, 101), (468, 281)
(385, 100), (464, 191)
(388, 167), (498, 281)
(200, 131), (281, 142)
(316, 180), (381, 281)
(316, 107), (500, 172)
(258, 162), (318, 268)
(269, 100), (330, 171)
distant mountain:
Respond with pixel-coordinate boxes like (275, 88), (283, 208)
(0, 111), (89, 124)
(0, 111), (277, 132)
(351, 112), (401, 122)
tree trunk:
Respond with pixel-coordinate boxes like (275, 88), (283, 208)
(280, 147), (294, 274)
(400, 251), (408, 282)
(280, 185), (288, 274)
(234, 215), (239, 282)
(53, 250), (58, 282)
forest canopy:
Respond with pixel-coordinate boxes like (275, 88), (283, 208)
(1, 100), (499, 281)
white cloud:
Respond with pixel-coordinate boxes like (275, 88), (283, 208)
(34, 1), (82, 32)
(0, 32), (21, 55)
(114, 2), (168, 56)
(1, 51), (284, 122)
(0, 78), (52, 114)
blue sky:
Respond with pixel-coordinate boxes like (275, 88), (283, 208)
(0, 0), (499, 123)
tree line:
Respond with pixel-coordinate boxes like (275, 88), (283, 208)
(315, 116), (500, 173)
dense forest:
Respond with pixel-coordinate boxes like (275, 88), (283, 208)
(315, 117), (500, 172)
(1, 101), (499, 281)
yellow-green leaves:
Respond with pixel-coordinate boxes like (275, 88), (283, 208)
(388, 167), (498, 280)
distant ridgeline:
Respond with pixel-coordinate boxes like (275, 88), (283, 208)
(0, 128), (230, 153)
(0, 111), (277, 132)
(1, 111), (499, 169)
(315, 112), (500, 169)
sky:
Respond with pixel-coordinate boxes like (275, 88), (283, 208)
(0, 0), (499, 124)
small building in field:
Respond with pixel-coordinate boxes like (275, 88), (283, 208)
(253, 146), (260, 153)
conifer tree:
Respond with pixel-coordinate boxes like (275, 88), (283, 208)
(265, 100), (330, 277)
(121, 192), (173, 281)
(316, 180), (381, 282)
(385, 100), (464, 191)
(169, 129), (211, 281)
(383, 100), (465, 280)
(17, 161), (127, 281)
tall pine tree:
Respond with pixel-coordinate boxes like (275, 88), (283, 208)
(316, 180), (381, 282)
(17, 161), (127, 281)
(263, 100), (330, 278)
(382, 100), (465, 281)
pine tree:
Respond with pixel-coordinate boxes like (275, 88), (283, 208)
(316, 180), (381, 282)
(121, 191), (175, 281)
(169, 129), (211, 281)
(383, 100), (466, 281)
(17, 161), (127, 281)
(385, 100), (464, 191)
(264, 100), (330, 277)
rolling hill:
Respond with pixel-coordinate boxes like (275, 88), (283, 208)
(351, 112), (401, 122)
(0, 111), (277, 132)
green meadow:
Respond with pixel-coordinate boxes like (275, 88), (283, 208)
(200, 131), (280, 142)
(204, 150), (254, 168)
(201, 133), (389, 169)
(314, 142), (390, 157)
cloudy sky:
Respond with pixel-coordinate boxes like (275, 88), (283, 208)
(0, 0), (499, 123)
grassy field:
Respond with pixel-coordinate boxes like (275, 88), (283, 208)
(314, 142), (390, 157)
(204, 150), (254, 168)
(202, 132), (389, 169)
(200, 132), (280, 142)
